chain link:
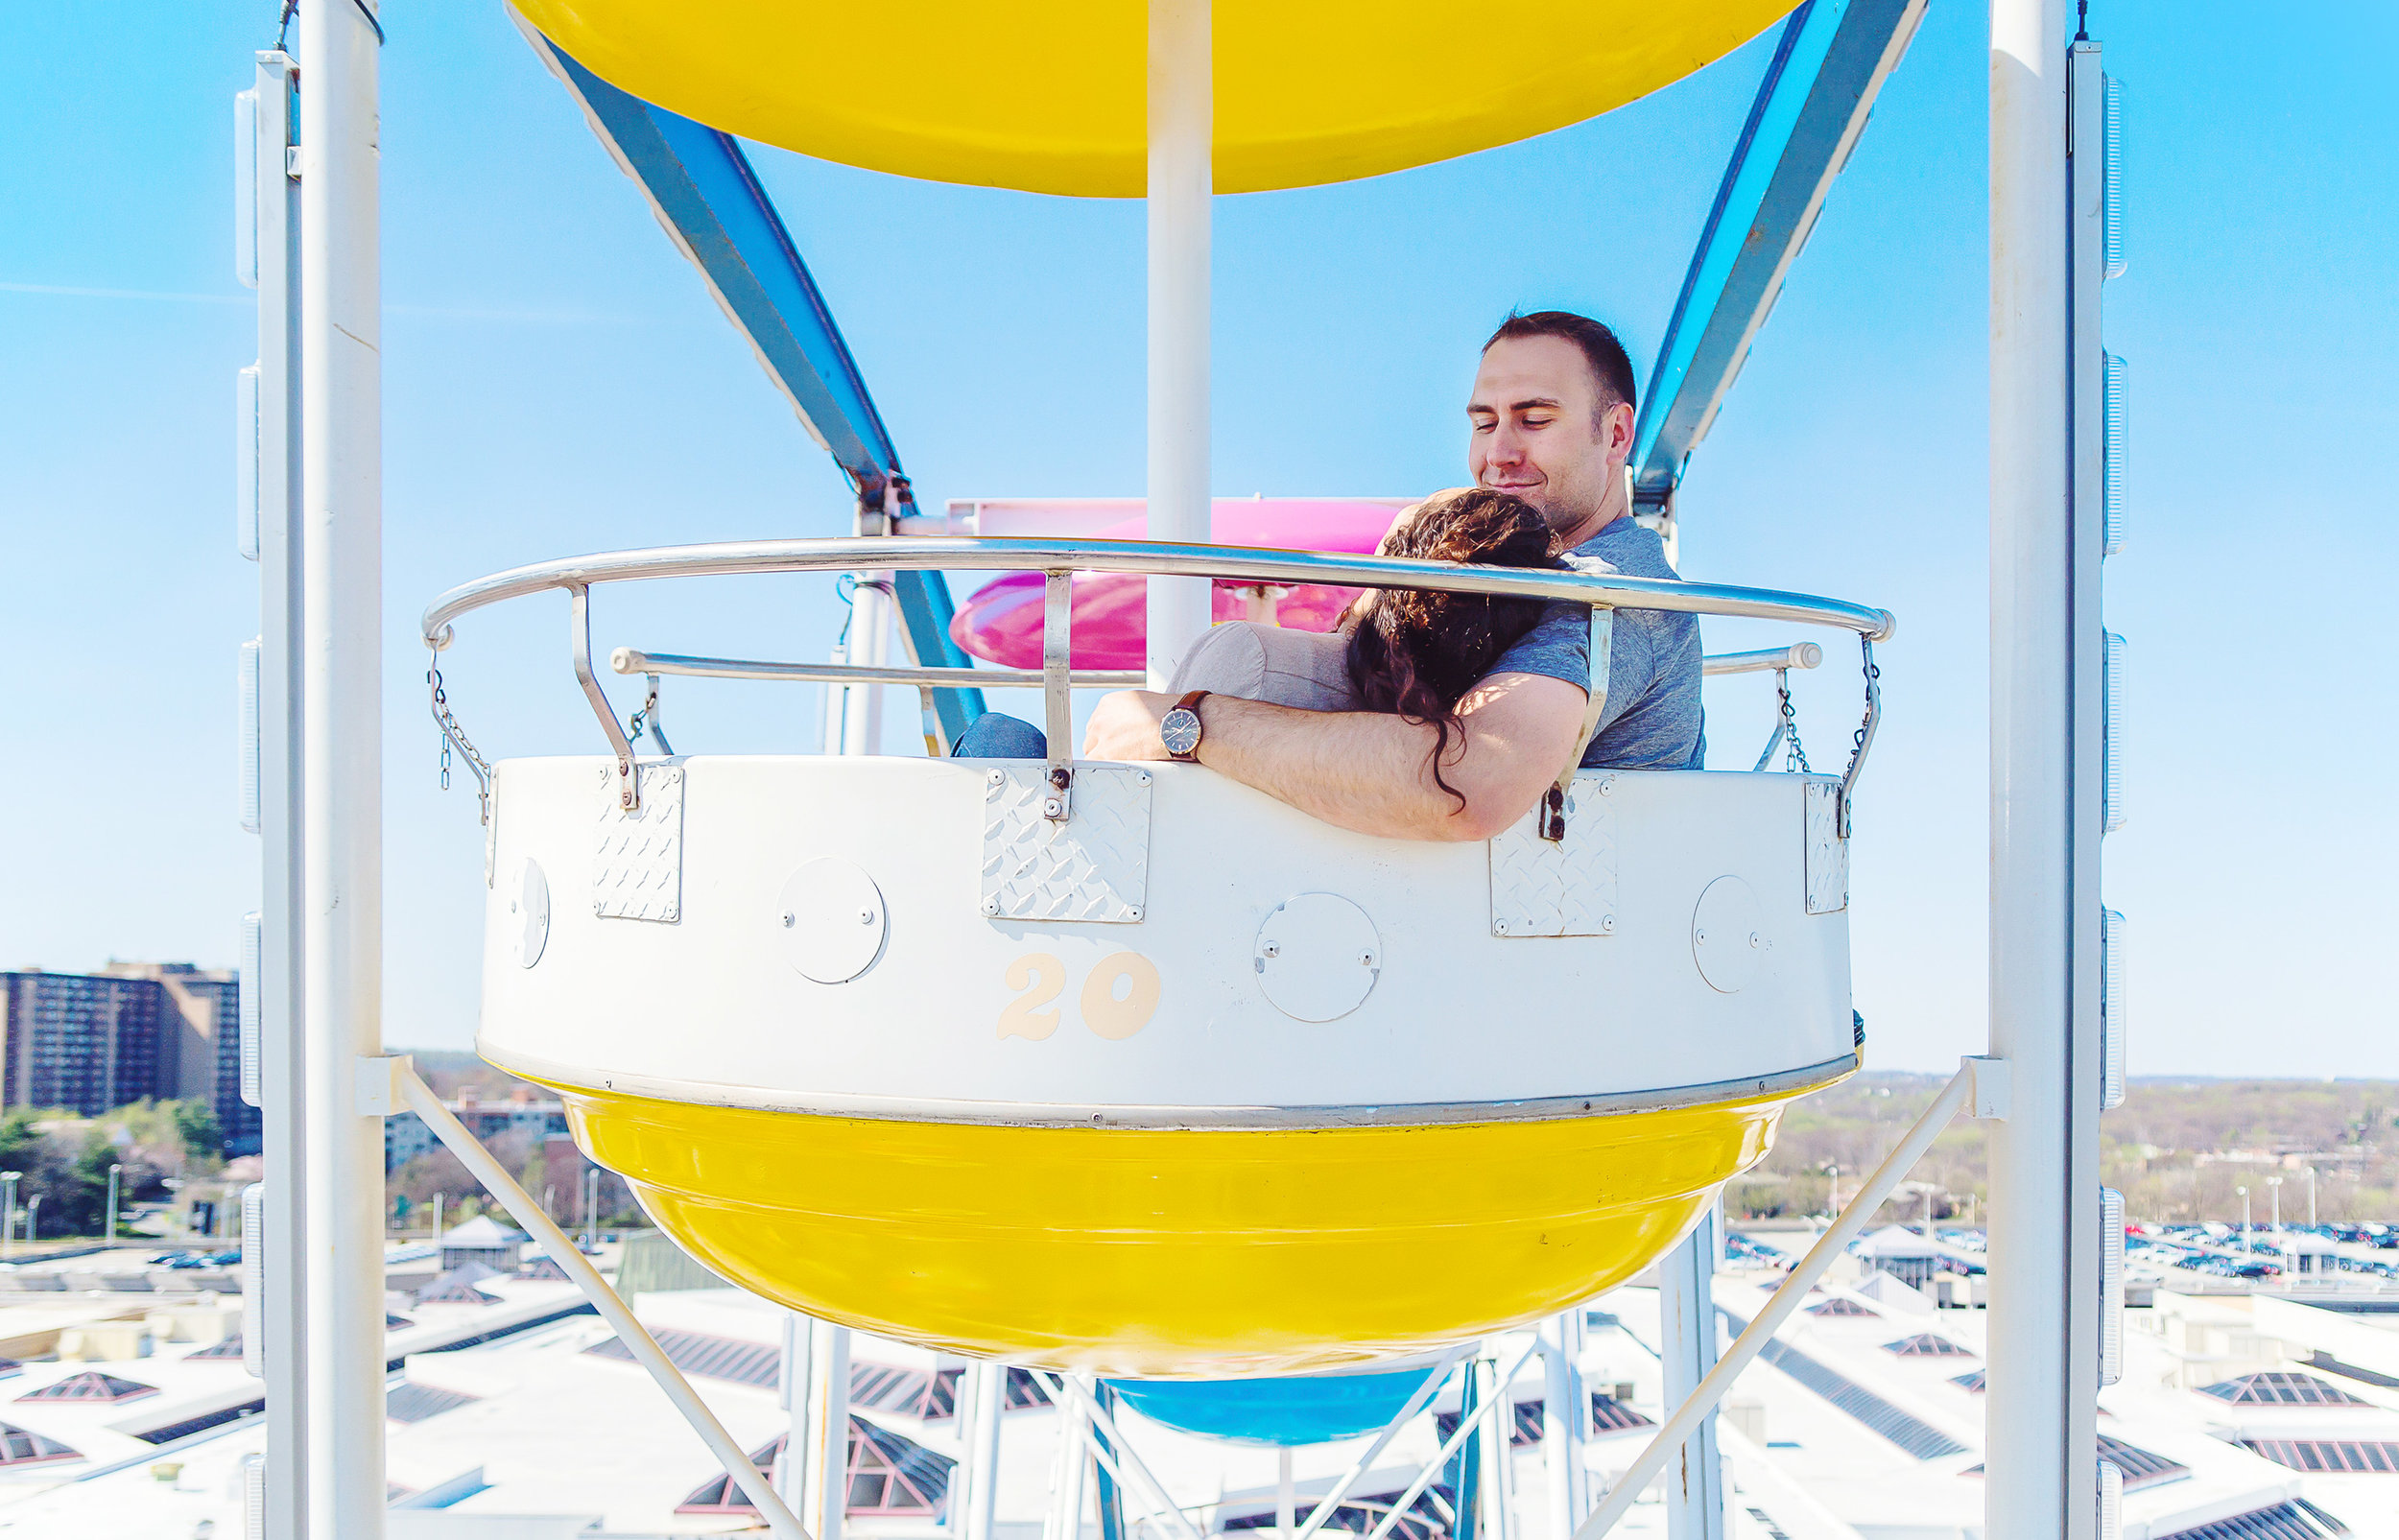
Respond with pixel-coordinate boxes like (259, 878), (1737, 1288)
(1835, 637), (1882, 838)
(428, 649), (494, 826)
(626, 674), (674, 756)
(1776, 670), (1814, 774)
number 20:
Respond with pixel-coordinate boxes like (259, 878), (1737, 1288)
(998, 952), (1161, 1042)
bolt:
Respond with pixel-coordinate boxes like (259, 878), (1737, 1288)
(1494, 921), (1508, 936)
(983, 899), (999, 915)
(1262, 942), (1280, 960)
(1360, 953), (1375, 967)
(1749, 932), (1762, 949)
(1136, 771), (1152, 786)
(1696, 930), (1708, 944)
(987, 770), (1005, 786)
(1042, 798), (1063, 817)
(1599, 777), (1616, 795)
(593, 902), (605, 914)
(781, 913), (796, 928)
(859, 909), (876, 925)
(1601, 916), (1615, 934)
(1128, 908), (1143, 921)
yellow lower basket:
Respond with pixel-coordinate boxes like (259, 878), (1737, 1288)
(548, 1081), (1808, 1375)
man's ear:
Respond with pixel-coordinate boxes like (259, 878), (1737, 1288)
(1605, 399), (1637, 458)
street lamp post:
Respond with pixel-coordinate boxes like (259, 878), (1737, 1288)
(0, 1173), (18, 1260)
(1824, 1164), (1841, 1222)
(105, 1164), (122, 1247)
(26, 1196), (42, 1247)
(2238, 1184), (2250, 1241)
(2268, 1174), (2283, 1231)
(2307, 1166), (2318, 1227)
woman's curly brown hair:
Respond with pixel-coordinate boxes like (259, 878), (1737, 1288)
(1344, 489), (1563, 809)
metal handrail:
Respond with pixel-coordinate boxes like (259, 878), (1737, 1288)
(420, 535), (1892, 826)
(611, 648), (1147, 692)
(621, 644), (1816, 690)
(1702, 642), (1821, 676)
(419, 535), (1898, 647)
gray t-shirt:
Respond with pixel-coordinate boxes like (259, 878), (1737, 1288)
(1489, 516), (1705, 770)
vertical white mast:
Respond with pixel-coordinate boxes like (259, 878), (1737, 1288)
(1146, 0), (1213, 690)
(1986, 0), (2100, 1534)
(297, 0), (389, 1532)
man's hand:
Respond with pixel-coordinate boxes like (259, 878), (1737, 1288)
(1082, 690), (1176, 761)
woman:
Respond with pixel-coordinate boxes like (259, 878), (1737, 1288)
(1168, 487), (1570, 806)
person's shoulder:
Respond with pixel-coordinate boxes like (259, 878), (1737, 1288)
(1577, 516), (1677, 579)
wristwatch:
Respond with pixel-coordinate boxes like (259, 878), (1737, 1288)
(1159, 691), (1210, 762)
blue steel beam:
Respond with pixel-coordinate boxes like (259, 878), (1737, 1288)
(516, 22), (986, 739)
(1632, 0), (1928, 517)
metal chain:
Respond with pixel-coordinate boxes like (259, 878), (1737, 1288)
(1776, 670), (1814, 774)
(427, 649), (494, 826)
(1835, 637), (1882, 838)
(626, 674), (675, 757)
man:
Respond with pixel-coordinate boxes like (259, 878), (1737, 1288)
(1081, 310), (1703, 841)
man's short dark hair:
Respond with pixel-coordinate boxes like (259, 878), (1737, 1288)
(1484, 311), (1638, 419)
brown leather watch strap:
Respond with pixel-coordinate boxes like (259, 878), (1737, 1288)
(1168, 690), (1210, 762)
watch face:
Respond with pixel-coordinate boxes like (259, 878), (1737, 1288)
(1159, 708), (1202, 757)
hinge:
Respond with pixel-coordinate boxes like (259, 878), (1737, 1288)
(285, 145), (301, 180)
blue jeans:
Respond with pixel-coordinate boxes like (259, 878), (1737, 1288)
(952, 712), (1049, 758)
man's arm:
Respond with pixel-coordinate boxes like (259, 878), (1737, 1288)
(1081, 672), (1587, 841)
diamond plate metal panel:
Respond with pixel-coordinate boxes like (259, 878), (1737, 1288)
(1805, 779), (1849, 914)
(981, 766), (1151, 923)
(593, 763), (684, 923)
(1487, 773), (1618, 937)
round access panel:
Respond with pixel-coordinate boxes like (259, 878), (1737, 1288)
(778, 858), (890, 984)
(1691, 876), (1768, 995)
(1254, 893), (1381, 1023)
(511, 858), (551, 970)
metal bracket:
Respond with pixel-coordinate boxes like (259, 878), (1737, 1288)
(352, 1053), (409, 1117)
(570, 584), (640, 812)
(1964, 1054), (2011, 1121)
(1041, 571), (1074, 821)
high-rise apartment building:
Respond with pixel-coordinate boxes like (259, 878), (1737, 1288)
(0, 963), (257, 1154)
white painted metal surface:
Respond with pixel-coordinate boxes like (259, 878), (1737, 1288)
(1252, 892), (1382, 1023)
(1145, 0), (1213, 688)
(1659, 1208), (1725, 1540)
(1488, 775), (1620, 937)
(479, 757), (1854, 1120)
(593, 762), (686, 921)
(297, 2), (387, 1530)
(982, 766), (1154, 923)
(1987, 4), (2099, 1535)
(1803, 781), (1849, 915)
(780, 857), (889, 983)
(510, 858), (552, 969)
(241, 47), (308, 1539)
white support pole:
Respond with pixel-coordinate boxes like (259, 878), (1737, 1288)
(394, 1067), (810, 1538)
(297, 2), (387, 1532)
(776, 1313), (814, 1504)
(1988, 2), (2099, 1537)
(966, 1362), (1009, 1540)
(805, 1322), (852, 1540)
(1574, 1063), (1983, 1540)
(1145, 0), (1213, 689)
(1277, 1449), (1297, 1540)
(840, 575), (891, 756)
(1659, 1208), (1725, 1540)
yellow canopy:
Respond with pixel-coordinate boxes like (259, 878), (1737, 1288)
(513, 0), (1794, 197)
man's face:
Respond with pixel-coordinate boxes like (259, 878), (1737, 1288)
(1467, 334), (1635, 544)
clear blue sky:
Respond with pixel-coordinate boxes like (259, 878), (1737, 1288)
(2, 3), (2391, 1075)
